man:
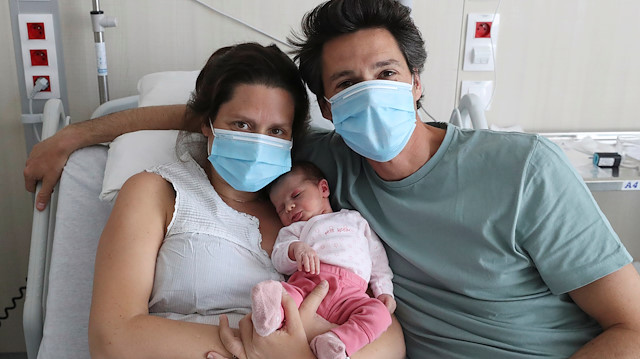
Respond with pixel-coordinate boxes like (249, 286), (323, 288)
(24, 0), (640, 358)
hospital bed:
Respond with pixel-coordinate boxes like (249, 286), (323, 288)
(22, 72), (640, 359)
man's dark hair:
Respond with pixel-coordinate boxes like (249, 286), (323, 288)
(289, 0), (427, 108)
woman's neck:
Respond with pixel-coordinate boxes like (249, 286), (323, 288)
(205, 165), (262, 203)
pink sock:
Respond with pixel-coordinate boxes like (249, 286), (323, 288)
(310, 332), (347, 359)
(251, 280), (284, 336)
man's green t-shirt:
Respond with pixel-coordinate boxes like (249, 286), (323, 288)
(297, 124), (631, 358)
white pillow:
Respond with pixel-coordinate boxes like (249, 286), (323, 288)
(137, 70), (200, 107)
(100, 130), (180, 202)
(100, 71), (199, 202)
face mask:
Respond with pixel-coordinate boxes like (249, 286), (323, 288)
(326, 79), (417, 162)
(207, 123), (292, 192)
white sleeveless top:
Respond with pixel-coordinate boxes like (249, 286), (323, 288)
(146, 155), (283, 328)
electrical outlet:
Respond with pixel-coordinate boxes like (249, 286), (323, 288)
(475, 22), (492, 38)
(32, 76), (51, 92)
(26, 22), (46, 40)
(29, 49), (48, 66)
(18, 14), (59, 99)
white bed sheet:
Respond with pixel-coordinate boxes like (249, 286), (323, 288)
(37, 145), (112, 359)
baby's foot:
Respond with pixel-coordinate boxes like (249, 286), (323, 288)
(251, 280), (283, 336)
(310, 332), (347, 359)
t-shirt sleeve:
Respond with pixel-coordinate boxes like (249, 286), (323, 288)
(517, 137), (632, 294)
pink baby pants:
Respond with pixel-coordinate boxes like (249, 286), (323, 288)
(282, 263), (392, 356)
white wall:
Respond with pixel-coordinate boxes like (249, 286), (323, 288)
(1, 0), (639, 352)
(461, 0), (640, 132)
(0, 0), (32, 352)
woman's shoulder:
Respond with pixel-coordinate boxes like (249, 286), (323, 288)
(120, 171), (175, 203)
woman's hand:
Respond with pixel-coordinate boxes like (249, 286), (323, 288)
(377, 294), (397, 313)
(210, 281), (330, 359)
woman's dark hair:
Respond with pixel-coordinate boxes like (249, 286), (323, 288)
(289, 0), (427, 108)
(186, 43), (309, 145)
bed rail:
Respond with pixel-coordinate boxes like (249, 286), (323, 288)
(23, 99), (69, 359)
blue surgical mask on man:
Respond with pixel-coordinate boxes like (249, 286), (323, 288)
(326, 79), (417, 162)
(207, 121), (292, 192)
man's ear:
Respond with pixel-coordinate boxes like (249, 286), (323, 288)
(412, 70), (423, 104)
(318, 95), (333, 122)
(318, 178), (330, 197)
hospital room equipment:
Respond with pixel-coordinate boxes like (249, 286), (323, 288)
(22, 71), (640, 359)
(90, 0), (117, 104)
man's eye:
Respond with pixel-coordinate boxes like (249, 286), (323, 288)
(380, 70), (396, 78)
(271, 128), (284, 136)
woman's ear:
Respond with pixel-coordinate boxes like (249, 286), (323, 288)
(201, 121), (212, 137)
(318, 178), (330, 198)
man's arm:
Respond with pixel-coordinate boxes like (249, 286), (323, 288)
(24, 104), (193, 210)
(569, 263), (640, 358)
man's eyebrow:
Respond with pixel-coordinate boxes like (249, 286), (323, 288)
(372, 59), (403, 71)
(328, 59), (403, 83)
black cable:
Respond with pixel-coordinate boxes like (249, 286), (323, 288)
(0, 278), (27, 327)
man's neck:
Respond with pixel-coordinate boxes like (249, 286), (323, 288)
(368, 122), (446, 181)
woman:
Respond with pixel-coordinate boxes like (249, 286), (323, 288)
(88, 43), (405, 359)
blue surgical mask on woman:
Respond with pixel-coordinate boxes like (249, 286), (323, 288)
(207, 121), (292, 192)
(326, 79), (417, 162)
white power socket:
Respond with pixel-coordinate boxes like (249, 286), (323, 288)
(18, 13), (60, 99)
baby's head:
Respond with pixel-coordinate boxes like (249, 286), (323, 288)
(268, 161), (333, 226)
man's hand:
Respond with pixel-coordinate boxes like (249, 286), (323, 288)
(377, 294), (396, 313)
(290, 242), (320, 275)
(24, 129), (77, 211)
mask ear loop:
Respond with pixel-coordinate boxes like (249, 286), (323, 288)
(208, 118), (215, 156)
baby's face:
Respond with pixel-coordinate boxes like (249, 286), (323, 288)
(269, 170), (331, 226)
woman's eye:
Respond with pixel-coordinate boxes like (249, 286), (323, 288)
(234, 121), (249, 130)
(270, 128), (284, 136)
(336, 80), (354, 90)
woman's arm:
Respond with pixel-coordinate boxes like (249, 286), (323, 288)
(89, 171), (231, 359)
(24, 104), (191, 211)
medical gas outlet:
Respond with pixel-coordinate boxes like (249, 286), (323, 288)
(18, 14), (60, 99)
(463, 13), (500, 72)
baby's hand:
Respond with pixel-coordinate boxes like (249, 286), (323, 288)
(377, 294), (396, 314)
(291, 242), (320, 275)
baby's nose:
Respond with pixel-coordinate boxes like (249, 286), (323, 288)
(286, 202), (295, 213)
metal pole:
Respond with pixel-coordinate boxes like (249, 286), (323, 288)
(90, 0), (116, 104)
